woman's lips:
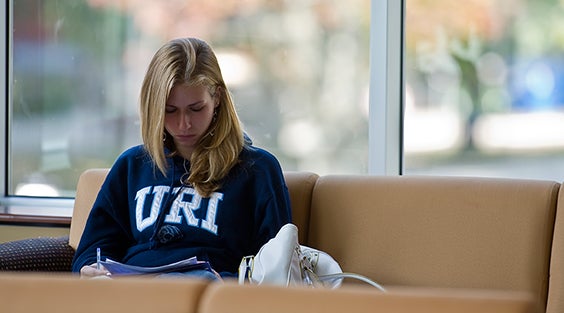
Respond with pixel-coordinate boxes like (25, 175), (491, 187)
(175, 134), (197, 142)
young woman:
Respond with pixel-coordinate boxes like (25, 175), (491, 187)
(72, 37), (292, 279)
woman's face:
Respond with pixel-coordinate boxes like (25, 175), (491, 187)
(165, 84), (218, 159)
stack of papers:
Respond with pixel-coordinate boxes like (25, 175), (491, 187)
(99, 257), (212, 276)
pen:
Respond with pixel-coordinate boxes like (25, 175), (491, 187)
(96, 247), (101, 270)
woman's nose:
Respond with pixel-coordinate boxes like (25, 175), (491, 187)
(178, 112), (191, 129)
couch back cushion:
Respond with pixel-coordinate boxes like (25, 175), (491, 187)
(69, 168), (109, 250)
(546, 183), (564, 313)
(283, 171), (318, 243)
(69, 169), (318, 250)
(307, 175), (559, 311)
(199, 283), (534, 313)
(1, 273), (207, 313)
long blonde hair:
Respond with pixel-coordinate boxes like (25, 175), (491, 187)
(139, 37), (245, 197)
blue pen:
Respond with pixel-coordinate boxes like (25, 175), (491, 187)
(96, 247), (101, 270)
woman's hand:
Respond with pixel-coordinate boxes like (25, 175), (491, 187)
(80, 263), (111, 278)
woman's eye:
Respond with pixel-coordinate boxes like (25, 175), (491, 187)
(165, 107), (176, 113)
(191, 106), (203, 112)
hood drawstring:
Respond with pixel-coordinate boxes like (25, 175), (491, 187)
(149, 160), (186, 249)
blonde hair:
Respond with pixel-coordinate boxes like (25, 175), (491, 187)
(139, 37), (245, 197)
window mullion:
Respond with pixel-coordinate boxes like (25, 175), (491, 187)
(368, 0), (404, 175)
(1, 1), (8, 194)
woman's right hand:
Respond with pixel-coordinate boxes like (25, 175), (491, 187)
(80, 263), (111, 278)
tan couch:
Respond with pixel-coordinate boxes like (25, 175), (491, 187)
(2, 168), (562, 313)
(0, 272), (208, 313)
(199, 282), (533, 313)
(308, 175), (559, 313)
(0, 272), (533, 313)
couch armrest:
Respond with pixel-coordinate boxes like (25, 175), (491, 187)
(0, 236), (75, 271)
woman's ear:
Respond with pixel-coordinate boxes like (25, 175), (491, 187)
(213, 86), (222, 107)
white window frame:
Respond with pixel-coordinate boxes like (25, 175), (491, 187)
(1, 2), (7, 194)
(368, 0), (404, 175)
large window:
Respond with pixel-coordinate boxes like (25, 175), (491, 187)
(403, 0), (564, 181)
(5, 0), (564, 219)
(5, 0), (371, 216)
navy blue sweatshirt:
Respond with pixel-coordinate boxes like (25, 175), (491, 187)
(71, 144), (292, 275)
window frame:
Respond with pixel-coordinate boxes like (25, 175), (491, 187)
(2, 1), (8, 196)
(0, 0), (405, 222)
(0, 1), (75, 223)
(369, 0), (404, 175)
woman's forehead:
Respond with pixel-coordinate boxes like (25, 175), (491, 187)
(168, 84), (212, 104)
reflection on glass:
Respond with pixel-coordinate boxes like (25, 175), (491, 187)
(11, 0), (370, 197)
(404, 0), (564, 181)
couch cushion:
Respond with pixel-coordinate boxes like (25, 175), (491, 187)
(69, 168), (109, 250)
(283, 171), (318, 243)
(546, 183), (564, 313)
(199, 282), (534, 313)
(308, 175), (558, 312)
(0, 273), (208, 313)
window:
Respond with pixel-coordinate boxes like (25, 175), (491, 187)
(7, 0), (562, 219)
(3, 1), (372, 217)
(403, 0), (564, 181)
